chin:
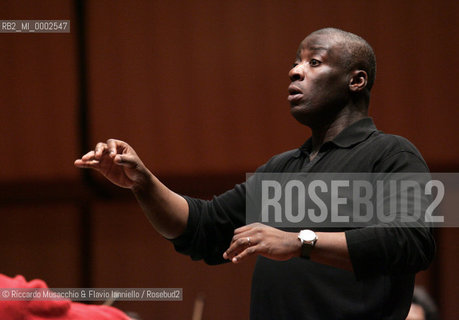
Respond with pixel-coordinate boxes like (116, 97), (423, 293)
(290, 107), (314, 127)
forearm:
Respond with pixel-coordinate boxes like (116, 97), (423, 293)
(224, 224), (353, 272)
(132, 172), (189, 239)
(309, 232), (353, 272)
(306, 227), (434, 276)
(345, 226), (435, 276)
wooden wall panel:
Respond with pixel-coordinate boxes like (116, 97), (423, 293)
(0, 0), (78, 181)
(0, 204), (81, 288)
(368, 1), (459, 167)
(86, 0), (459, 176)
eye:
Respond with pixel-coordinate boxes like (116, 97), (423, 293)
(309, 59), (321, 67)
(292, 62), (299, 68)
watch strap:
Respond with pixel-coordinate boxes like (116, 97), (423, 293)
(300, 242), (314, 259)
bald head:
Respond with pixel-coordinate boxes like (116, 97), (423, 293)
(309, 28), (377, 91)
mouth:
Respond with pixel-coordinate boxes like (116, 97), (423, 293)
(288, 85), (303, 102)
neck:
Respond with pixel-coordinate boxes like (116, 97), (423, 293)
(309, 108), (367, 154)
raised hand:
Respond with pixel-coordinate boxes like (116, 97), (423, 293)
(74, 139), (151, 189)
(75, 139), (188, 239)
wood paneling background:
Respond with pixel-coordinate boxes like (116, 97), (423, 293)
(0, 0), (457, 319)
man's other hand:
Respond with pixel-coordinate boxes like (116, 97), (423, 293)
(223, 223), (301, 263)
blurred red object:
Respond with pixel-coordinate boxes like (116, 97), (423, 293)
(0, 274), (130, 320)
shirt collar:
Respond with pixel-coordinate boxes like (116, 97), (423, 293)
(296, 117), (378, 157)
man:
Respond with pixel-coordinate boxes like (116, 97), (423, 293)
(75, 28), (435, 319)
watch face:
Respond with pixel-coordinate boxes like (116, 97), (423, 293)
(300, 230), (316, 242)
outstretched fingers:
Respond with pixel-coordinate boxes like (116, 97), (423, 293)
(75, 139), (126, 166)
(106, 139), (124, 157)
(80, 150), (95, 161)
(74, 141), (112, 169)
(94, 142), (109, 160)
(74, 150), (97, 168)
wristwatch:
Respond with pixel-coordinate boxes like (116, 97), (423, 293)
(298, 229), (318, 259)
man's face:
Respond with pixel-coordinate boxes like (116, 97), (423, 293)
(288, 33), (350, 126)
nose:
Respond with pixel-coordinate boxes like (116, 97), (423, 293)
(289, 63), (304, 82)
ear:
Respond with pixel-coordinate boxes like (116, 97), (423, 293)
(349, 70), (368, 92)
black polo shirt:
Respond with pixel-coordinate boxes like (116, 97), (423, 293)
(172, 118), (435, 320)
